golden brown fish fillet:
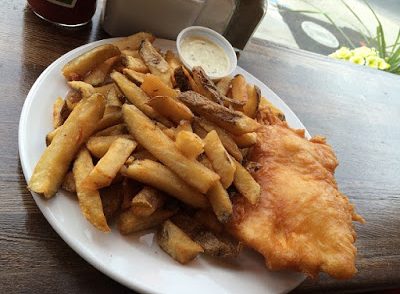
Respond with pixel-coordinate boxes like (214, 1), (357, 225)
(229, 122), (364, 279)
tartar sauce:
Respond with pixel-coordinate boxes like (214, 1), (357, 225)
(180, 36), (230, 77)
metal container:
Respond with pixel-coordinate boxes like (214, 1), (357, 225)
(101, 0), (266, 49)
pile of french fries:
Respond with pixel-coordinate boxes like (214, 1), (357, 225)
(28, 32), (285, 264)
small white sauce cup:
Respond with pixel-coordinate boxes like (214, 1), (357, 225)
(176, 26), (237, 80)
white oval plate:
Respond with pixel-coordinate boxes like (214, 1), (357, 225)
(19, 38), (307, 294)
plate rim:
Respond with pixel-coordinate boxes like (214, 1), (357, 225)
(18, 37), (307, 294)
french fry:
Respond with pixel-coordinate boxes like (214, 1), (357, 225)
(141, 74), (178, 99)
(96, 110), (123, 132)
(174, 66), (191, 92)
(123, 68), (146, 86)
(121, 49), (140, 58)
(231, 132), (257, 148)
(194, 210), (223, 234)
(175, 131), (204, 159)
(203, 130), (236, 189)
(122, 56), (149, 73)
(199, 156), (232, 223)
(82, 138), (136, 190)
(121, 159), (209, 208)
(131, 186), (166, 216)
(113, 32), (155, 51)
(194, 117), (242, 162)
(104, 85), (123, 115)
(94, 123), (127, 137)
(233, 159), (261, 205)
(148, 96), (193, 123)
(132, 150), (158, 161)
(179, 91), (260, 135)
(176, 120), (193, 133)
(61, 171), (76, 193)
(73, 148), (110, 232)
(111, 71), (171, 126)
(231, 74), (248, 103)
(68, 81), (95, 98)
(118, 208), (175, 235)
(84, 56), (121, 86)
(87, 134), (133, 158)
(165, 50), (182, 70)
(45, 127), (60, 146)
(216, 76), (232, 96)
(122, 104), (219, 193)
(121, 178), (142, 210)
(62, 44), (120, 80)
(171, 214), (240, 258)
(52, 97), (67, 129)
(65, 89), (82, 111)
(28, 94), (105, 198)
(243, 85), (261, 118)
(139, 39), (172, 87)
(93, 83), (115, 97)
(192, 121), (208, 139)
(157, 220), (204, 264)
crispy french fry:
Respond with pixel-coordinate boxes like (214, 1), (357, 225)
(175, 131), (204, 159)
(100, 183), (123, 221)
(121, 49), (140, 58)
(148, 96), (193, 123)
(174, 66), (191, 92)
(176, 120), (192, 133)
(96, 110), (123, 131)
(165, 50), (182, 71)
(68, 81), (95, 98)
(62, 44), (120, 80)
(121, 159), (209, 208)
(82, 138), (136, 190)
(231, 74), (248, 103)
(199, 156), (232, 223)
(123, 68), (146, 86)
(28, 94), (105, 198)
(45, 127), (60, 146)
(111, 71), (171, 126)
(131, 186), (166, 217)
(192, 121), (208, 139)
(216, 76), (232, 96)
(113, 32), (155, 51)
(194, 117), (242, 162)
(141, 74), (178, 99)
(93, 83), (115, 97)
(61, 171), (76, 193)
(162, 127), (176, 140)
(172, 214), (240, 258)
(118, 208), (175, 235)
(84, 56), (121, 86)
(203, 130), (236, 189)
(233, 159), (261, 205)
(104, 85), (123, 116)
(94, 123), (127, 136)
(243, 85), (261, 118)
(52, 97), (66, 129)
(73, 148), (110, 232)
(87, 134), (133, 158)
(122, 55), (149, 73)
(157, 220), (203, 264)
(65, 89), (82, 111)
(121, 178), (142, 210)
(179, 91), (260, 135)
(231, 132), (257, 148)
(123, 104), (219, 193)
(139, 39), (172, 87)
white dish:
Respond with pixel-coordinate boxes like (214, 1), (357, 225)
(19, 38), (307, 294)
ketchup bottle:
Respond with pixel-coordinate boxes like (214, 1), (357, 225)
(27, 0), (97, 27)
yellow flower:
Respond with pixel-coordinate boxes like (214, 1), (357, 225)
(353, 46), (375, 58)
(378, 58), (390, 70)
(365, 55), (380, 68)
(329, 47), (352, 60)
(349, 55), (365, 65)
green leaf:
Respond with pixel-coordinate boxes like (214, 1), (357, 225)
(340, 0), (372, 45)
(363, 0), (386, 57)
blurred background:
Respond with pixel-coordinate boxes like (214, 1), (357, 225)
(255, 0), (400, 55)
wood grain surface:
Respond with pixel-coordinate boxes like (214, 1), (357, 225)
(1, 1), (399, 293)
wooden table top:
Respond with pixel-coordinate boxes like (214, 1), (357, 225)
(1, 1), (399, 293)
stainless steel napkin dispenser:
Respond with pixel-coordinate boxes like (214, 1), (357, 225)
(102, 0), (266, 49)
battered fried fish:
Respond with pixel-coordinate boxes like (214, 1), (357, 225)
(229, 116), (364, 279)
